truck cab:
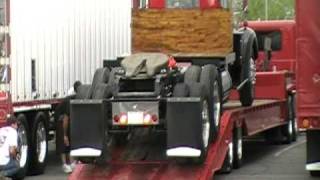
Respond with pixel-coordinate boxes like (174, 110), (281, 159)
(248, 20), (296, 73)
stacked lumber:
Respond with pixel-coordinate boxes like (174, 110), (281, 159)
(132, 9), (233, 57)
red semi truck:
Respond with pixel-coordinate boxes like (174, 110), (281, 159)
(69, 0), (298, 179)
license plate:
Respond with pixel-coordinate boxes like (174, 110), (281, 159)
(127, 111), (144, 125)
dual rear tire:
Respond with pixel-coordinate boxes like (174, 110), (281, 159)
(173, 65), (222, 163)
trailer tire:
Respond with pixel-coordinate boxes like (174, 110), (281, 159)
(14, 114), (30, 179)
(233, 127), (243, 169)
(189, 83), (210, 163)
(184, 65), (201, 83)
(219, 139), (233, 174)
(29, 112), (48, 175)
(291, 94), (298, 142)
(200, 65), (222, 141)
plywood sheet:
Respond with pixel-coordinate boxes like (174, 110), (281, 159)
(132, 9), (233, 56)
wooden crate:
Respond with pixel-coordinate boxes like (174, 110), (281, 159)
(132, 9), (233, 57)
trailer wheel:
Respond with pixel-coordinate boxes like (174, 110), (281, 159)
(219, 139), (233, 174)
(233, 127), (243, 169)
(184, 65), (201, 83)
(291, 94), (298, 142)
(188, 83), (210, 163)
(282, 94), (297, 144)
(29, 112), (48, 175)
(14, 114), (30, 179)
(200, 65), (222, 141)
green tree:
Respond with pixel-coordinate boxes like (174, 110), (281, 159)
(247, 0), (295, 20)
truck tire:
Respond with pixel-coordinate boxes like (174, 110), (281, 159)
(239, 28), (257, 107)
(88, 68), (110, 98)
(239, 57), (255, 107)
(173, 83), (190, 97)
(29, 112), (48, 175)
(75, 84), (91, 99)
(219, 138), (233, 174)
(14, 114), (30, 179)
(233, 127), (243, 169)
(184, 65), (201, 83)
(189, 82), (210, 163)
(200, 65), (222, 141)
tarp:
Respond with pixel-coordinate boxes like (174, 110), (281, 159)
(296, 0), (320, 118)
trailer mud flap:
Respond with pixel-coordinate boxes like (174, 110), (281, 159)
(166, 97), (202, 157)
(70, 99), (107, 157)
(306, 130), (320, 171)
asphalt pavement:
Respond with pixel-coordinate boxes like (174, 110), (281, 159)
(25, 133), (317, 180)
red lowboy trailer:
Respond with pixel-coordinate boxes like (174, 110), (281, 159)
(69, 71), (295, 179)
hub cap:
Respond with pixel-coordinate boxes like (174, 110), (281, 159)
(202, 101), (210, 148)
(18, 123), (28, 168)
(36, 121), (47, 163)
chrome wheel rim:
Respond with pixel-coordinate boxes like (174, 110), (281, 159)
(18, 123), (28, 168)
(213, 81), (221, 128)
(202, 101), (210, 148)
(288, 119), (293, 136)
(36, 121), (47, 163)
(237, 136), (243, 160)
(229, 141), (234, 165)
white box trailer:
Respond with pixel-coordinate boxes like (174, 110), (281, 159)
(0, 0), (131, 177)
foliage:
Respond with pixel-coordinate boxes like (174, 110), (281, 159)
(233, 0), (295, 20)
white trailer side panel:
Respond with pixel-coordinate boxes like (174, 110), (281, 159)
(10, 0), (131, 102)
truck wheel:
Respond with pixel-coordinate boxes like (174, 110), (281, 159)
(184, 65), (201, 83)
(200, 65), (222, 141)
(219, 139), (234, 174)
(29, 112), (48, 175)
(233, 127), (243, 169)
(189, 83), (210, 163)
(239, 57), (255, 107)
(239, 27), (257, 107)
(14, 114), (30, 179)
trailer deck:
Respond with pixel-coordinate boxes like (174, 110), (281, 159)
(69, 99), (287, 180)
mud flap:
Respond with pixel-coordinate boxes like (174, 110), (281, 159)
(306, 130), (320, 171)
(166, 97), (203, 157)
(70, 99), (107, 157)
